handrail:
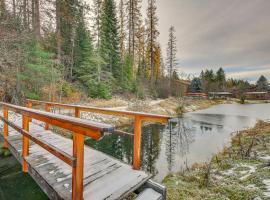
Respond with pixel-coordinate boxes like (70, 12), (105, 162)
(26, 99), (171, 170)
(27, 99), (169, 123)
(0, 102), (115, 200)
(0, 116), (76, 166)
(1, 102), (114, 139)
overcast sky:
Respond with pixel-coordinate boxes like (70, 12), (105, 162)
(88, 0), (270, 82)
(148, 0), (270, 81)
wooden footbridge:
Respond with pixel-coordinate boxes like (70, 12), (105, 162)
(0, 99), (170, 200)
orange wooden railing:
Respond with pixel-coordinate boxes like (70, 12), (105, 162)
(26, 99), (171, 170)
(0, 102), (114, 200)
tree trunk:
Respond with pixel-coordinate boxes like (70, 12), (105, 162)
(12, 0), (16, 17)
(31, 0), (40, 38)
(56, 0), (61, 63)
(0, 0), (5, 12)
(34, 0), (40, 39)
(23, 0), (27, 27)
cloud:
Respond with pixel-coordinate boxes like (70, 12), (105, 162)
(87, 0), (270, 81)
(153, 0), (270, 80)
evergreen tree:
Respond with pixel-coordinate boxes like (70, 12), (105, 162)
(153, 43), (161, 81)
(126, 0), (142, 75)
(137, 25), (147, 76)
(92, 0), (103, 49)
(73, 8), (94, 79)
(166, 26), (177, 90)
(100, 0), (121, 79)
(118, 0), (126, 63)
(146, 0), (159, 85)
(57, 0), (79, 79)
(19, 41), (59, 100)
(256, 75), (269, 91)
(190, 77), (202, 92)
(216, 67), (226, 90)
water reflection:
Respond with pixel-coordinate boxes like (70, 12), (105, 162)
(165, 118), (195, 173)
(85, 104), (270, 182)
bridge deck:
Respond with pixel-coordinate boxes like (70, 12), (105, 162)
(0, 117), (151, 200)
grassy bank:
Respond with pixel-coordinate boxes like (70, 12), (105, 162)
(163, 121), (270, 200)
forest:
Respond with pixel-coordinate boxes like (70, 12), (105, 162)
(0, 0), (183, 103)
(0, 0), (269, 104)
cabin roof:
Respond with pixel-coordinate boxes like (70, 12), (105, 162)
(208, 92), (233, 95)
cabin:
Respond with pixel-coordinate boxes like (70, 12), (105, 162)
(208, 92), (233, 99)
(245, 91), (270, 100)
(176, 80), (191, 96)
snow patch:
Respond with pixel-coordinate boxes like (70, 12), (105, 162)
(239, 165), (256, 180)
(259, 156), (270, 162)
(263, 179), (270, 197)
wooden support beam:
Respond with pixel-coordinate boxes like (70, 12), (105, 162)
(22, 115), (30, 172)
(72, 133), (84, 200)
(3, 107), (8, 148)
(133, 116), (142, 170)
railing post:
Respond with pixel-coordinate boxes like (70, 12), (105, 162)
(22, 115), (30, 172)
(44, 103), (50, 130)
(75, 107), (80, 118)
(72, 133), (84, 200)
(3, 107), (9, 148)
(133, 116), (142, 170)
(26, 101), (33, 122)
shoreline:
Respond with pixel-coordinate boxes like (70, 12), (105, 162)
(162, 120), (270, 200)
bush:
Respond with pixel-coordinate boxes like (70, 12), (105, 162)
(239, 94), (246, 104)
(88, 82), (111, 99)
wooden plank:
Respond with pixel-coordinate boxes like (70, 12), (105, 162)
(135, 188), (163, 200)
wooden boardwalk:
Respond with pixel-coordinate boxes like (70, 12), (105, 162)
(0, 100), (170, 200)
(0, 117), (150, 200)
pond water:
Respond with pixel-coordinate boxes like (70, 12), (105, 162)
(86, 103), (270, 182)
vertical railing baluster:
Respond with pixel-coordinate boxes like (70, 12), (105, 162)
(133, 116), (142, 170)
(22, 115), (30, 172)
(75, 107), (80, 118)
(72, 133), (84, 200)
(27, 100), (33, 122)
(44, 103), (50, 130)
(3, 107), (9, 148)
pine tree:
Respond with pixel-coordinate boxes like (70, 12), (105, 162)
(126, 0), (142, 74)
(166, 26), (177, 82)
(153, 43), (161, 81)
(216, 67), (226, 90)
(118, 0), (126, 63)
(74, 7), (94, 79)
(92, 0), (103, 49)
(100, 0), (121, 79)
(256, 75), (269, 91)
(18, 41), (59, 100)
(146, 0), (159, 85)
